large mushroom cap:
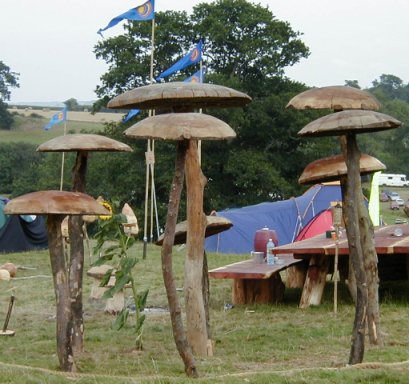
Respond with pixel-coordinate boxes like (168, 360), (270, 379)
(4, 191), (111, 216)
(299, 153), (386, 184)
(125, 113), (236, 141)
(107, 82), (252, 110)
(286, 85), (381, 111)
(37, 134), (132, 152)
(156, 215), (233, 246)
(298, 110), (402, 137)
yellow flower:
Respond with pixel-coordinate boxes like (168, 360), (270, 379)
(99, 200), (113, 220)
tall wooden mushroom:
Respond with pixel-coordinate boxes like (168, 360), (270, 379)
(298, 153), (386, 307)
(297, 108), (401, 364)
(125, 112), (237, 375)
(4, 191), (110, 372)
(37, 134), (132, 353)
(287, 85), (384, 363)
(108, 82), (250, 376)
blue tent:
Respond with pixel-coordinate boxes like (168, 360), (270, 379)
(205, 184), (342, 254)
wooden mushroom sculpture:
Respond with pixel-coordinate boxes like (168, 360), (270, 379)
(298, 153), (386, 308)
(37, 134), (132, 353)
(109, 81), (250, 377)
(297, 107), (401, 364)
(4, 191), (110, 372)
(125, 112), (236, 361)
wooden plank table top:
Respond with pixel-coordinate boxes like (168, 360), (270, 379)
(272, 223), (409, 257)
(208, 254), (302, 280)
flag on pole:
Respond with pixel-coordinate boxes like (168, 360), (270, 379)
(123, 109), (140, 123)
(156, 40), (203, 81)
(183, 67), (206, 83)
(44, 107), (67, 131)
(98, 0), (155, 37)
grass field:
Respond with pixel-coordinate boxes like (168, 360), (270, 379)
(0, 243), (408, 383)
(1, 109), (123, 146)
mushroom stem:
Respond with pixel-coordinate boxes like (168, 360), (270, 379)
(340, 136), (382, 347)
(342, 134), (368, 365)
(184, 139), (208, 356)
(47, 214), (76, 372)
(161, 140), (198, 378)
(69, 150), (88, 353)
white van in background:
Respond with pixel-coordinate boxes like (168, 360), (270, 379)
(378, 173), (409, 187)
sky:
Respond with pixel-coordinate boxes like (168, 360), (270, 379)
(2, 0), (409, 103)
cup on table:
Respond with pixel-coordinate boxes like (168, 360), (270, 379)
(251, 251), (265, 263)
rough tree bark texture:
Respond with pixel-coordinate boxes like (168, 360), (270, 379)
(203, 251), (211, 340)
(161, 140), (198, 378)
(340, 178), (357, 304)
(343, 134), (368, 365)
(69, 150), (88, 354)
(357, 192), (382, 345)
(184, 140), (209, 356)
(48, 215), (75, 372)
(341, 137), (382, 346)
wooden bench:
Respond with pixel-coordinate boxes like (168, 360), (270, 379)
(208, 254), (303, 305)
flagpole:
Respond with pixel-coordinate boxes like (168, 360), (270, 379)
(143, 17), (156, 259)
(198, 60), (203, 165)
(59, 120), (67, 191)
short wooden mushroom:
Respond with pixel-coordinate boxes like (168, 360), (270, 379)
(87, 265), (127, 314)
(298, 153), (387, 306)
(37, 134), (132, 353)
(4, 191), (110, 372)
(298, 153), (386, 185)
(155, 215), (233, 246)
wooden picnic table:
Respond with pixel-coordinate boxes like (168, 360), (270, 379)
(208, 254), (302, 305)
(272, 223), (409, 308)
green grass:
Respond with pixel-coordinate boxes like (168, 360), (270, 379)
(0, 115), (104, 145)
(0, 243), (408, 383)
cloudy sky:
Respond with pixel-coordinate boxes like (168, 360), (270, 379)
(2, 0), (409, 103)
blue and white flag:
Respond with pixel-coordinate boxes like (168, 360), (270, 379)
(44, 107), (67, 131)
(183, 67), (205, 83)
(123, 109), (140, 123)
(98, 0), (155, 37)
(156, 40), (203, 81)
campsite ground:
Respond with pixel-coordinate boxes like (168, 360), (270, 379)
(0, 243), (408, 383)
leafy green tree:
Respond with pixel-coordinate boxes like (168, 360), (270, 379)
(64, 98), (81, 111)
(93, 0), (315, 215)
(0, 61), (19, 130)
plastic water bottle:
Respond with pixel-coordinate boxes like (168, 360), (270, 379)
(266, 238), (275, 265)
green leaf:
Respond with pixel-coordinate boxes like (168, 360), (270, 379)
(135, 313), (146, 334)
(99, 269), (114, 287)
(136, 289), (149, 310)
(112, 308), (129, 331)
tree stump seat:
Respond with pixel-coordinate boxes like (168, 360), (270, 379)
(87, 265), (131, 314)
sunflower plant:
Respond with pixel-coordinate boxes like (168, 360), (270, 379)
(92, 198), (149, 350)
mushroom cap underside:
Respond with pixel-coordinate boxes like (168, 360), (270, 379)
(4, 190), (111, 216)
(299, 153), (386, 184)
(298, 110), (402, 137)
(37, 134), (132, 152)
(125, 112), (236, 140)
(155, 215), (233, 246)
